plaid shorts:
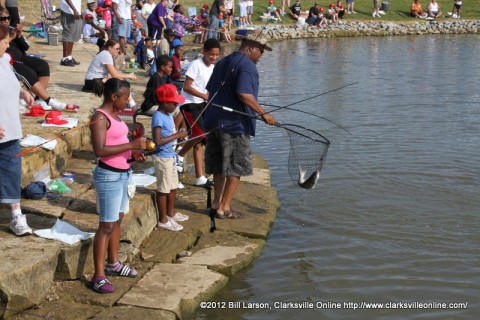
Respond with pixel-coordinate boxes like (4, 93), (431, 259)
(205, 131), (252, 177)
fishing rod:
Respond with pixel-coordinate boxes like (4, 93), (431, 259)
(184, 82), (357, 142)
(15, 117), (105, 157)
(260, 102), (352, 135)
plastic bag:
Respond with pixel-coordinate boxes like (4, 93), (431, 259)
(48, 180), (72, 194)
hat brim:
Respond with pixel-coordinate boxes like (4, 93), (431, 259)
(48, 119), (69, 125)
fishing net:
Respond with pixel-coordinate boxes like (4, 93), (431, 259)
(279, 123), (330, 189)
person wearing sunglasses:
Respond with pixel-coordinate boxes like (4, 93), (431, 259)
(0, 6), (68, 110)
(4, 0), (19, 27)
(202, 32), (276, 220)
(83, 39), (137, 93)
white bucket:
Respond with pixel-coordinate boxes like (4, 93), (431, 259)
(298, 17), (306, 25)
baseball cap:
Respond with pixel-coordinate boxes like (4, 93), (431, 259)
(329, 3), (335, 7)
(243, 32), (272, 51)
(84, 13), (94, 20)
(156, 84), (186, 104)
(104, 0), (112, 6)
(320, 7), (324, 11)
(203, 3), (209, 9)
(24, 105), (45, 117)
(171, 38), (184, 48)
(45, 111), (68, 125)
(95, 7), (107, 13)
(269, 0), (274, 4)
(87, 0), (95, 3)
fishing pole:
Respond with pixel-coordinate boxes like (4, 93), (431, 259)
(260, 102), (352, 135)
(183, 82), (357, 142)
(15, 117), (105, 157)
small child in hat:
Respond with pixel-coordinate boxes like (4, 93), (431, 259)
(151, 84), (188, 231)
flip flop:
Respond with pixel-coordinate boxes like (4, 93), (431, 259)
(91, 277), (114, 294)
(105, 262), (138, 278)
(215, 209), (246, 219)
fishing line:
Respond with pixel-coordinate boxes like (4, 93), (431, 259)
(15, 117), (105, 157)
(260, 102), (352, 135)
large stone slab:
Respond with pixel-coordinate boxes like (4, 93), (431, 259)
(91, 305), (176, 320)
(178, 231), (265, 276)
(0, 236), (59, 319)
(118, 264), (228, 319)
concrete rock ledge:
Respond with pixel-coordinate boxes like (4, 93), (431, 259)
(260, 20), (480, 40)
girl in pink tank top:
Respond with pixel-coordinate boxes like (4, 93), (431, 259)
(89, 78), (146, 294)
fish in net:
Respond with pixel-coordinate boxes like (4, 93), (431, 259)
(279, 123), (330, 190)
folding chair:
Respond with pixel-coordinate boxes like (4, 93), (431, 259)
(39, 0), (61, 32)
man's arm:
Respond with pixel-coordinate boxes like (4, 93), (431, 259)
(65, 0), (81, 19)
(112, 2), (123, 24)
(238, 93), (276, 125)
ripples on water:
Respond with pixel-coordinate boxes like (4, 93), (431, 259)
(195, 35), (480, 320)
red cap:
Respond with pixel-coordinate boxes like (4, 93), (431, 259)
(320, 7), (324, 11)
(329, 3), (335, 7)
(269, 0), (274, 4)
(203, 3), (209, 9)
(156, 84), (186, 104)
(104, 0), (112, 6)
(95, 7), (107, 13)
(84, 13), (94, 20)
(24, 106), (45, 117)
(45, 111), (68, 125)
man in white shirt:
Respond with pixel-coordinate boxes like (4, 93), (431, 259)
(60, 0), (83, 67)
(112, 0), (133, 55)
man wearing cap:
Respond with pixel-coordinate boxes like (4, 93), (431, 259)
(203, 33), (276, 219)
(84, 0), (98, 23)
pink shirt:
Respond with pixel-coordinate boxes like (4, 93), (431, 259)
(97, 109), (131, 170)
(104, 9), (112, 28)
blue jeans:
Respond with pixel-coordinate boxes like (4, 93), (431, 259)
(0, 140), (21, 204)
(93, 166), (132, 222)
(208, 14), (219, 39)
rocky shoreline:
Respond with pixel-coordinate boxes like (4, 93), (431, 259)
(258, 19), (480, 40)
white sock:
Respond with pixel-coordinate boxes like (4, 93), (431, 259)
(177, 155), (184, 162)
(11, 208), (22, 220)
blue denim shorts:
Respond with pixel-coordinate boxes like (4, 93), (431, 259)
(0, 140), (21, 204)
(93, 166), (131, 222)
(115, 17), (132, 38)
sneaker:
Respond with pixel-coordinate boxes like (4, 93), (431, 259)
(48, 98), (66, 110)
(60, 58), (75, 67)
(447, 12), (452, 16)
(426, 16), (434, 20)
(34, 99), (51, 110)
(171, 212), (189, 222)
(71, 57), (80, 65)
(9, 214), (32, 236)
(158, 219), (183, 231)
(378, 10), (386, 15)
(177, 182), (185, 189)
(194, 176), (214, 187)
(372, 12), (376, 17)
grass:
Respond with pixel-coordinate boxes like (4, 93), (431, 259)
(19, 0), (480, 27)
(160, 0), (480, 23)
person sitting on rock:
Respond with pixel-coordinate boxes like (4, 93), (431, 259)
(411, 0), (426, 18)
(326, 3), (338, 22)
(289, 0), (303, 20)
(267, 0), (283, 22)
(336, 0), (345, 19)
(306, 2), (320, 24)
(427, 0), (443, 19)
(83, 13), (107, 51)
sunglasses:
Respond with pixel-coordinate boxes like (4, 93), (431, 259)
(0, 16), (11, 21)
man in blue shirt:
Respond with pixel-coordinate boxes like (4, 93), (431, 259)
(204, 33), (276, 219)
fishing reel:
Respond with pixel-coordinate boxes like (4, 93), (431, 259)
(128, 139), (158, 163)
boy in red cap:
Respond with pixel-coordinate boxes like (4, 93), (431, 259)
(267, 0), (283, 22)
(152, 84), (188, 231)
(327, 3), (338, 22)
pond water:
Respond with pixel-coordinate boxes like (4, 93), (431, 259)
(194, 34), (480, 320)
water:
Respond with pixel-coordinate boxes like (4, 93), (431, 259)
(194, 34), (480, 320)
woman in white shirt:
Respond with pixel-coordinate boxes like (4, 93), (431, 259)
(83, 39), (137, 92)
